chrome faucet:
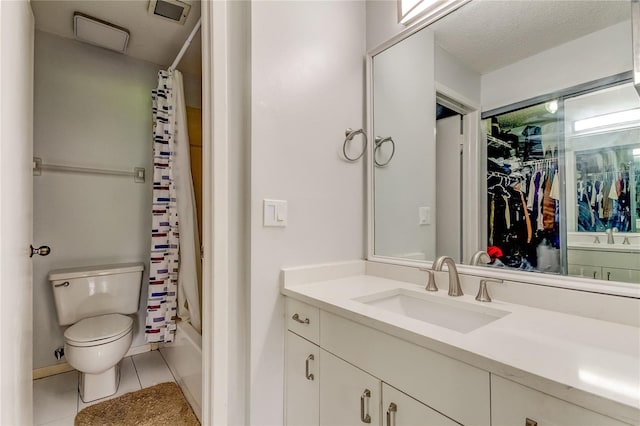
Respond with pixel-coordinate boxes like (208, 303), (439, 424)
(606, 228), (618, 244)
(475, 279), (503, 302)
(470, 250), (491, 266)
(420, 268), (438, 292)
(432, 256), (463, 297)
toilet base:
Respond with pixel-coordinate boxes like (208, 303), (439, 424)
(79, 363), (121, 403)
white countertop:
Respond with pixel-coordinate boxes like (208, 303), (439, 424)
(282, 266), (640, 424)
(569, 242), (640, 253)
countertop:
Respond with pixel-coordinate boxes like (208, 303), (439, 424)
(282, 264), (640, 425)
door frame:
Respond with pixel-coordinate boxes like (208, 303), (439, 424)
(202, 1), (250, 424)
(0, 0), (35, 424)
(435, 85), (481, 265)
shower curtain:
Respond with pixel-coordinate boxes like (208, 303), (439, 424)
(146, 70), (202, 343)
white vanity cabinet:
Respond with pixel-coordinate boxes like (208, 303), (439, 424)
(491, 375), (630, 426)
(320, 310), (490, 425)
(319, 347), (460, 426)
(285, 296), (635, 426)
(284, 297), (490, 425)
(568, 249), (640, 283)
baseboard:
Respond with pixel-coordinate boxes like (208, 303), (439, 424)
(32, 343), (154, 380)
(32, 362), (75, 380)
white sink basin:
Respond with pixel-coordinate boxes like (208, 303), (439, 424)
(354, 289), (509, 333)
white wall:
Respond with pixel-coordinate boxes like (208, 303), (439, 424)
(481, 21), (631, 111)
(250, 1), (366, 424)
(435, 45), (481, 105)
(366, 0), (405, 51)
(33, 32), (159, 369)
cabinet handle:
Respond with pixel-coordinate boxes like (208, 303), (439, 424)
(607, 271), (611, 281)
(525, 419), (537, 426)
(386, 402), (397, 426)
(292, 313), (310, 324)
(305, 354), (314, 380)
(593, 271), (597, 279)
(360, 389), (372, 423)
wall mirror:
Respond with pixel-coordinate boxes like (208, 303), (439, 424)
(369, 0), (640, 288)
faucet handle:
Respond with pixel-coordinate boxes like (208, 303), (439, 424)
(475, 279), (503, 303)
(420, 268), (438, 292)
(623, 236), (631, 245)
(593, 236), (601, 244)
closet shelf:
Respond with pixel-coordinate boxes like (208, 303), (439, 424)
(487, 135), (512, 149)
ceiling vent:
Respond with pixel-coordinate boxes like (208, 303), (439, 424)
(73, 12), (130, 53)
(148, 0), (191, 25)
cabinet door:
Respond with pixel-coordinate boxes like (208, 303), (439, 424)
(320, 349), (381, 426)
(567, 264), (602, 280)
(602, 267), (640, 284)
(492, 375), (629, 426)
(382, 383), (459, 426)
(285, 331), (319, 426)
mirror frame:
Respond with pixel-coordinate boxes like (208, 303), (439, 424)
(365, 0), (640, 299)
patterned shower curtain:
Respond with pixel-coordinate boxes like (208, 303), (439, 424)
(146, 70), (201, 343)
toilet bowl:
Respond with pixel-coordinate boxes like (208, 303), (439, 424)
(64, 313), (134, 402)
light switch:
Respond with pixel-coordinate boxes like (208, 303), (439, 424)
(264, 199), (288, 227)
(419, 206), (430, 225)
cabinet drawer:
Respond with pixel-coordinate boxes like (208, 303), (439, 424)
(286, 298), (320, 344)
(491, 375), (630, 426)
(320, 311), (490, 425)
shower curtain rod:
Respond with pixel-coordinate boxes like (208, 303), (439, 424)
(169, 17), (202, 72)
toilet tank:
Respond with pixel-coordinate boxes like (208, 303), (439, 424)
(49, 263), (144, 326)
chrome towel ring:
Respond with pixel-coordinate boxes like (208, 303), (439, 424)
(374, 136), (395, 167)
(343, 128), (368, 161)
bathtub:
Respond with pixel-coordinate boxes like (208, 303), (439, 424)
(159, 321), (202, 421)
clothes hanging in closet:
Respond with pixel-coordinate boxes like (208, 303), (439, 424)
(487, 120), (561, 274)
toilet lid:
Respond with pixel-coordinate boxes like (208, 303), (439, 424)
(65, 314), (132, 345)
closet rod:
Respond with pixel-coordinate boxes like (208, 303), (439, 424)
(33, 157), (145, 183)
(521, 158), (556, 167)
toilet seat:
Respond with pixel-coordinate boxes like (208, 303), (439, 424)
(65, 313), (133, 347)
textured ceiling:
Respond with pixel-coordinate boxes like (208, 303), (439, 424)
(31, 0), (202, 77)
(431, 0), (630, 75)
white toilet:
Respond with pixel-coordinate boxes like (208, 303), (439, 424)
(49, 263), (144, 402)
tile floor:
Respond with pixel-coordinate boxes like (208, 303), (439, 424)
(33, 350), (176, 426)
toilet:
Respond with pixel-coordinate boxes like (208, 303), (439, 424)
(49, 263), (144, 402)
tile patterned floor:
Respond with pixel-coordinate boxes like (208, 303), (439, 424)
(33, 350), (176, 426)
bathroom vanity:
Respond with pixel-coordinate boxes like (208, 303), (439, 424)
(282, 261), (639, 426)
